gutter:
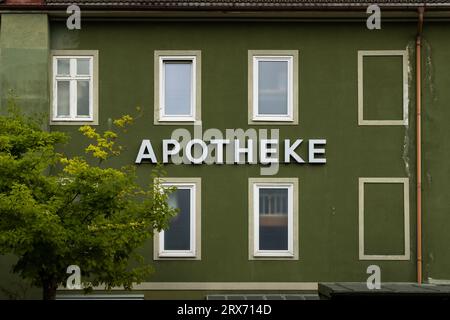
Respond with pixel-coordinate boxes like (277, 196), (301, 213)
(2, 1), (450, 19)
(2, 2), (450, 12)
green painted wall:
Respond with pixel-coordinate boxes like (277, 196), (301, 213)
(0, 14), (49, 299)
(421, 23), (450, 281)
(3, 15), (450, 299)
(0, 14), (49, 116)
(49, 20), (418, 285)
(363, 55), (404, 120)
(364, 183), (405, 255)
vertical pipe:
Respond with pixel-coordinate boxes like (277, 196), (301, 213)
(416, 6), (424, 285)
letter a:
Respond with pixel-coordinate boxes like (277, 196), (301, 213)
(366, 5), (381, 30)
(67, 5), (81, 30)
(136, 140), (157, 164)
(66, 265), (81, 290)
(366, 265), (381, 290)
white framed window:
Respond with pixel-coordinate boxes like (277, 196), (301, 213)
(154, 51), (201, 124)
(51, 51), (98, 125)
(249, 178), (299, 260)
(248, 51), (298, 124)
(154, 178), (201, 260)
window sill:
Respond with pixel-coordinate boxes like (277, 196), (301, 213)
(154, 119), (202, 126)
(250, 253), (297, 261)
(155, 253), (200, 261)
(248, 118), (297, 125)
(50, 119), (98, 126)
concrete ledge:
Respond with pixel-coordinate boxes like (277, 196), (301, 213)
(319, 282), (450, 300)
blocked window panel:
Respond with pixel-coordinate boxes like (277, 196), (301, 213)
(363, 183), (405, 255)
(358, 51), (408, 126)
(358, 177), (410, 260)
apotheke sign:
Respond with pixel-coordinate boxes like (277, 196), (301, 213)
(135, 137), (326, 165)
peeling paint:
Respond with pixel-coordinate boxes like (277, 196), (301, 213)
(423, 39), (436, 105)
(403, 130), (410, 178)
(403, 41), (414, 179)
(427, 172), (432, 186)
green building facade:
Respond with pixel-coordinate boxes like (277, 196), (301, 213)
(1, 0), (450, 299)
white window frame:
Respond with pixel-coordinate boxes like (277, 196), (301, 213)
(50, 50), (99, 126)
(358, 177), (410, 261)
(154, 178), (201, 260)
(52, 56), (93, 121)
(249, 51), (298, 124)
(154, 51), (201, 125)
(249, 178), (299, 260)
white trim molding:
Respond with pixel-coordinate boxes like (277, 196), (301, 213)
(357, 50), (409, 126)
(153, 177), (201, 260)
(248, 178), (299, 260)
(83, 282), (318, 291)
(358, 177), (410, 261)
(428, 278), (450, 285)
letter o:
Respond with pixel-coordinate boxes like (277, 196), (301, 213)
(185, 139), (208, 164)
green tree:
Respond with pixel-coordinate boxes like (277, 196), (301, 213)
(0, 101), (177, 300)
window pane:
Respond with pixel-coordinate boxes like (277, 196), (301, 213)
(57, 59), (70, 76)
(77, 80), (90, 116)
(259, 188), (288, 250)
(77, 58), (90, 75)
(258, 61), (288, 115)
(56, 81), (70, 117)
(164, 188), (191, 250)
(164, 61), (192, 116)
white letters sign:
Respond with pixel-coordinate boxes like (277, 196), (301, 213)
(135, 138), (326, 165)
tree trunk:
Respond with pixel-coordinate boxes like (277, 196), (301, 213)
(42, 279), (58, 300)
